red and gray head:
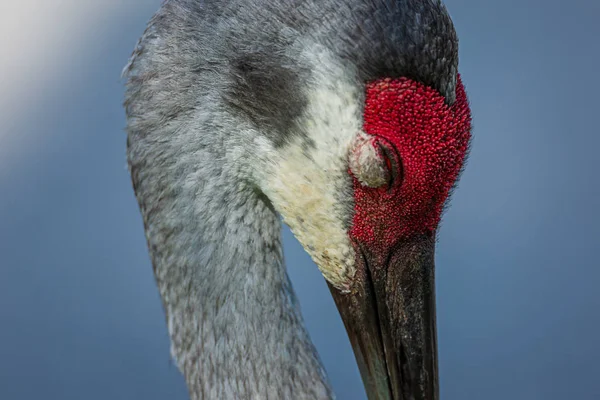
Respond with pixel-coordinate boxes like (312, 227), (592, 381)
(124, 0), (472, 399)
(232, 2), (472, 397)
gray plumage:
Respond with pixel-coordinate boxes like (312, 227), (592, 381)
(123, 0), (458, 398)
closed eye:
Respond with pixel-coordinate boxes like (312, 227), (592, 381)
(377, 139), (403, 192)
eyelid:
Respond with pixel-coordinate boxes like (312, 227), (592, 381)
(376, 138), (403, 191)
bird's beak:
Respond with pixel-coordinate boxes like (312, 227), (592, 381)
(329, 234), (438, 400)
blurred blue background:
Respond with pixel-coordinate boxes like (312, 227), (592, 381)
(1, 1), (598, 399)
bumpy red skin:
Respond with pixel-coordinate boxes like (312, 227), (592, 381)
(350, 75), (472, 249)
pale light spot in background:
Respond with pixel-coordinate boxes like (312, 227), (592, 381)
(0, 1), (150, 173)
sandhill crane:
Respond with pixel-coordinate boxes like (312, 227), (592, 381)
(123, 0), (472, 399)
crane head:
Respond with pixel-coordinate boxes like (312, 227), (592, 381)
(210, 3), (473, 395)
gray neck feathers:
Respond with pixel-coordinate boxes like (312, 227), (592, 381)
(127, 124), (332, 398)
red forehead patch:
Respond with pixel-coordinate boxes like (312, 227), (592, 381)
(349, 75), (472, 248)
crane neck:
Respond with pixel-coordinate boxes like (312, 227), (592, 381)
(129, 145), (333, 398)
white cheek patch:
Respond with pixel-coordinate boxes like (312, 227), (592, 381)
(256, 79), (362, 291)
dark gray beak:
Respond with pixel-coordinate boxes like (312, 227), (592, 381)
(329, 234), (438, 400)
